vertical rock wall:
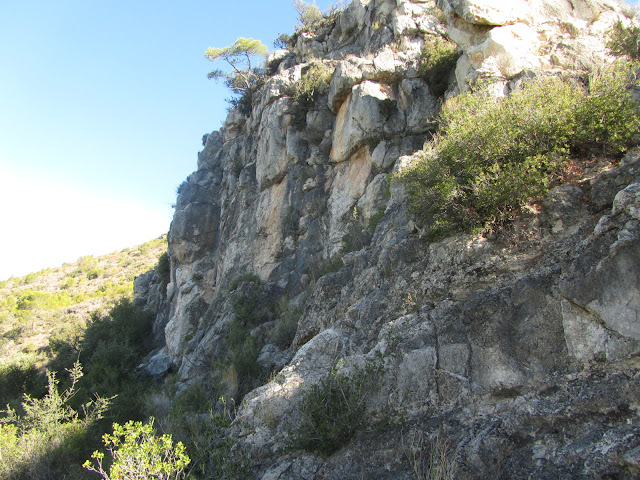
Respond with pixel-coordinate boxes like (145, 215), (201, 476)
(139, 0), (640, 478)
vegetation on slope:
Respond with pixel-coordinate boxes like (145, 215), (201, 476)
(396, 62), (640, 241)
(0, 237), (168, 480)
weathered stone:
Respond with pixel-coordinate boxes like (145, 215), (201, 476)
(145, 2), (640, 479)
(139, 351), (174, 377)
(331, 81), (399, 163)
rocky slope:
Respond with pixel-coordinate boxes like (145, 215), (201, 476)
(138, 1), (640, 478)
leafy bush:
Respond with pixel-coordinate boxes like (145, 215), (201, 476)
(606, 20), (640, 61)
(225, 275), (274, 399)
(274, 33), (294, 50)
(287, 62), (334, 106)
(289, 360), (381, 456)
(0, 356), (41, 409)
(293, 0), (343, 33)
(270, 298), (304, 349)
(294, 0), (324, 29)
(418, 36), (460, 98)
(156, 251), (170, 285)
(78, 298), (154, 420)
(397, 63), (640, 240)
(84, 418), (190, 480)
(0, 363), (109, 480)
(341, 206), (386, 254)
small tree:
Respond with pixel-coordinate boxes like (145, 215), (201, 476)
(294, 0), (323, 29)
(83, 418), (190, 480)
(205, 37), (268, 94)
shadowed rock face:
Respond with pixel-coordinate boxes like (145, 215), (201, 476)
(135, 0), (640, 478)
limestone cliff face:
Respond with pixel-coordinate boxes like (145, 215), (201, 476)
(141, 0), (640, 478)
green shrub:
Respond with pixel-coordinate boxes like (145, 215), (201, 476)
(606, 20), (640, 61)
(226, 275), (273, 399)
(156, 251), (170, 285)
(286, 62), (334, 107)
(418, 36), (460, 98)
(84, 418), (190, 480)
(341, 205), (386, 254)
(274, 32), (294, 50)
(228, 273), (261, 292)
(79, 298), (154, 420)
(311, 255), (344, 280)
(294, 0), (324, 29)
(289, 360), (381, 456)
(293, 0), (343, 34)
(0, 356), (41, 408)
(162, 402), (250, 480)
(86, 267), (104, 280)
(0, 363), (109, 480)
(270, 298), (304, 349)
(397, 63), (640, 240)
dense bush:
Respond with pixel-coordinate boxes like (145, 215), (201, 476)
(226, 275), (274, 400)
(289, 360), (381, 456)
(156, 251), (170, 285)
(606, 20), (640, 61)
(0, 355), (43, 409)
(77, 298), (154, 421)
(418, 36), (460, 97)
(287, 62), (334, 106)
(396, 63), (640, 240)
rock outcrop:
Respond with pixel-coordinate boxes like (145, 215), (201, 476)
(137, 0), (640, 478)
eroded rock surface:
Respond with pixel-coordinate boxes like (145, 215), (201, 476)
(134, 0), (640, 478)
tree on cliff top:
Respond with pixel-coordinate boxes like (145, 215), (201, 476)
(205, 37), (269, 94)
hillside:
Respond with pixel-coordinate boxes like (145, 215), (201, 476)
(0, 236), (166, 369)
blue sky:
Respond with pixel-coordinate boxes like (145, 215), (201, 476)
(0, 0), (337, 279)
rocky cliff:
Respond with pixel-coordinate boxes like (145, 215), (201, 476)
(137, 0), (640, 478)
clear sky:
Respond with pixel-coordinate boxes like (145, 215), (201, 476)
(0, 0), (338, 280)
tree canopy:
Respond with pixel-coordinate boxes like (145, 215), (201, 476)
(205, 37), (269, 94)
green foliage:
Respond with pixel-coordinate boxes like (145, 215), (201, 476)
(274, 33), (294, 50)
(13, 290), (76, 311)
(294, 0), (324, 29)
(341, 205), (386, 254)
(86, 267), (105, 280)
(225, 275), (273, 400)
(293, 0), (344, 34)
(84, 418), (190, 480)
(606, 20), (640, 61)
(161, 401), (251, 480)
(270, 298), (303, 349)
(397, 64), (640, 240)
(228, 273), (261, 292)
(418, 36), (460, 98)
(78, 298), (154, 420)
(0, 355), (42, 409)
(312, 255), (344, 280)
(156, 251), (171, 285)
(287, 62), (334, 107)
(289, 360), (382, 456)
(205, 37), (268, 113)
(573, 64), (640, 153)
(0, 363), (110, 480)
